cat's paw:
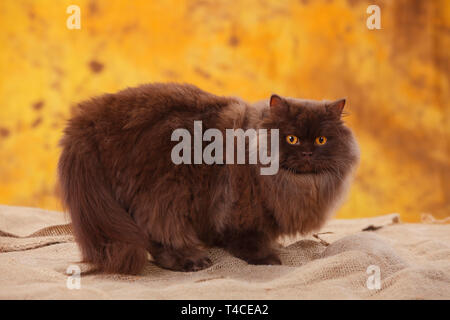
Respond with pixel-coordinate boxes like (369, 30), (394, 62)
(181, 256), (212, 272)
(151, 245), (213, 272)
(247, 253), (281, 266)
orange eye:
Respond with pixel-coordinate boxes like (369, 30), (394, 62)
(315, 136), (327, 145)
(286, 135), (299, 145)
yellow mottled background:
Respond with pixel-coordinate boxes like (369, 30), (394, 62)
(0, 0), (448, 222)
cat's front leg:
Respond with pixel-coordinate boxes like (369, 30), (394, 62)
(223, 231), (281, 266)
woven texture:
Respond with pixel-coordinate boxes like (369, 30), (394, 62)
(0, 205), (449, 299)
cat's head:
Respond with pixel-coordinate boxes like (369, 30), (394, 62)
(262, 94), (359, 175)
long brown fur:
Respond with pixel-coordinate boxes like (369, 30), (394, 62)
(58, 83), (359, 274)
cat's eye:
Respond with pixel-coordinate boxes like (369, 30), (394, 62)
(286, 135), (299, 145)
(315, 136), (327, 145)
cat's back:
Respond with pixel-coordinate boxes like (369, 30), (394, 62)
(63, 83), (243, 150)
(73, 83), (232, 124)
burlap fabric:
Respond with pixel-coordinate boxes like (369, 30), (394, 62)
(1, 205), (449, 299)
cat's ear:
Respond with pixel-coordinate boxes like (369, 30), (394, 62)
(326, 98), (346, 118)
(270, 94), (288, 115)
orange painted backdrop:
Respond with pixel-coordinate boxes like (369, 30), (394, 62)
(0, 0), (448, 221)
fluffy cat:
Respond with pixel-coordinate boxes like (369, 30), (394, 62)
(58, 83), (359, 274)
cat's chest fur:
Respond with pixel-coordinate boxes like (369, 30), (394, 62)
(257, 170), (350, 236)
(208, 166), (351, 238)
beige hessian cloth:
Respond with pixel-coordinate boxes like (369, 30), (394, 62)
(0, 205), (449, 299)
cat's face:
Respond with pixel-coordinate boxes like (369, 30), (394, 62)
(263, 95), (358, 175)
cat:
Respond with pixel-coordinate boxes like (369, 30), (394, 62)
(58, 83), (359, 274)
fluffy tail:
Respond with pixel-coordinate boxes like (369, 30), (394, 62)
(58, 131), (148, 274)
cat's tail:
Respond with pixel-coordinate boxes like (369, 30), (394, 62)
(58, 130), (148, 274)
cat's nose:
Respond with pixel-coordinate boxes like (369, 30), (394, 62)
(302, 151), (313, 157)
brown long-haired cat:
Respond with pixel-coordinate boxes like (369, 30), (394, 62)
(58, 83), (359, 274)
